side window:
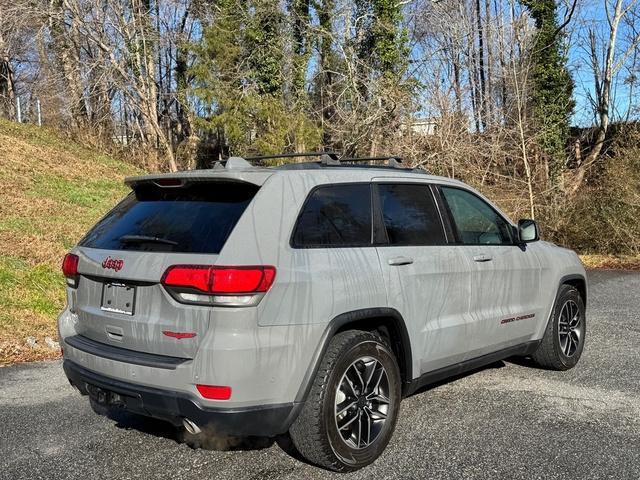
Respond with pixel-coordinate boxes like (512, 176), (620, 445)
(441, 187), (513, 245)
(292, 184), (372, 247)
(377, 184), (446, 245)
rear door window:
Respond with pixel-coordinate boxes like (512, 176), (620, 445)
(79, 181), (259, 253)
(377, 183), (446, 245)
(292, 184), (372, 247)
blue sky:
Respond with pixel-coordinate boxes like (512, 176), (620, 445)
(569, 0), (638, 126)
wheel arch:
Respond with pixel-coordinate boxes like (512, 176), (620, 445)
(294, 308), (413, 404)
(560, 274), (587, 306)
(530, 273), (588, 349)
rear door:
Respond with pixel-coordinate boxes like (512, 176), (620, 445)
(287, 182), (387, 323)
(437, 185), (543, 357)
(373, 181), (474, 375)
(71, 179), (260, 359)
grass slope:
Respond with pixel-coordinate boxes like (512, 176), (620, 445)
(0, 120), (141, 365)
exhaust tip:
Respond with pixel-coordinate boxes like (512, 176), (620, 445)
(182, 417), (201, 435)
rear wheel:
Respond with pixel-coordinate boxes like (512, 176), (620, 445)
(289, 330), (401, 472)
(532, 284), (586, 370)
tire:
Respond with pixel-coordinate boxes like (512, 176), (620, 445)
(289, 330), (401, 472)
(532, 284), (586, 370)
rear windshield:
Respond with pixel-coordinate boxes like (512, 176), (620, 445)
(79, 181), (259, 253)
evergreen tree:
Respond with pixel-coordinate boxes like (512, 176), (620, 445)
(348, 0), (411, 156)
(355, 0), (409, 80)
(288, 0), (311, 100)
(312, 0), (339, 147)
(191, 0), (320, 155)
(246, 0), (285, 96)
(522, 0), (575, 182)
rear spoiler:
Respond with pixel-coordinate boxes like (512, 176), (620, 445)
(125, 168), (273, 189)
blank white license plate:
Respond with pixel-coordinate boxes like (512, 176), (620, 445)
(101, 283), (136, 315)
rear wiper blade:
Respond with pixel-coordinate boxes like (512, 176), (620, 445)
(118, 235), (178, 246)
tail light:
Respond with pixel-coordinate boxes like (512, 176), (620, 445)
(161, 265), (276, 307)
(62, 253), (80, 288)
(196, 384), (232, 400)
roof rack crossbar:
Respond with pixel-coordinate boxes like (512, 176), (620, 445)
(244, 152), (339, 162)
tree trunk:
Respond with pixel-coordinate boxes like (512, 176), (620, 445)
(175, 6), (192, 144)
(175, 44), (192, 141)
(484, 0), (494, 124)
(475, 0), (487, 130)
(496, 0), (507, 123)
(317, 0), (336, 149)
(290, 0), (311, 101)
(49, 0), (88, 128)
(571, 0), (624, 194)
(131, 0), (178, 171)
(0, 32), (15, 120)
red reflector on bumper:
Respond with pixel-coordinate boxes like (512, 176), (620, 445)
(196, 384), (232, 400)
(162, 331), (197, 340)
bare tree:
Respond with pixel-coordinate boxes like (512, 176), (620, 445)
(572, 0), (640, 193)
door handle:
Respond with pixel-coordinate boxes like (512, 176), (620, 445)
(388, 256), (414, 266)
(473, 254), (493, 262)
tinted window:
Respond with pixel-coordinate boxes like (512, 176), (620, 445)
(292, 184), (371, 247)
(80, 182), (258, 253)
(377, 184), (445, 245)
(441, 187), (513, 245)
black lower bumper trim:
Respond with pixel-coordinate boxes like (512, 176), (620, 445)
(64, 335), (189, 370)
(63, 360), (296, 437)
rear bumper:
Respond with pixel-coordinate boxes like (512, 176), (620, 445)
(63, 360), (297, 437)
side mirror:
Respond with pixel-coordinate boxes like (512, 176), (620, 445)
(518, 219), (539, 243)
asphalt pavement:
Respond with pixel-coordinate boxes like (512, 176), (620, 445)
(1, 270), (639, 479)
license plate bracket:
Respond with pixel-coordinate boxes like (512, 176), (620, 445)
(101, 282), (136, 315)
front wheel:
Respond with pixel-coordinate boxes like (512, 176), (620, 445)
(289, 330), (401, 472)
(532, 284), (586, 370)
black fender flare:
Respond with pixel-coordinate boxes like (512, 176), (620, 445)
(540, 274), (588, 334)
(293, 307), (413, 405)
(557, 273), (588, 307)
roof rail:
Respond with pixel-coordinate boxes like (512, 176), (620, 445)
(340, 156), (404, 168)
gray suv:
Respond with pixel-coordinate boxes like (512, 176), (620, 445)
(58, 154), (587, 471)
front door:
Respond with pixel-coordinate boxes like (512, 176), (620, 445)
(437, 186), (544, 358)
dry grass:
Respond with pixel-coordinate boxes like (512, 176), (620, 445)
(579, 254), (640, 271)
(0, 120), (142, 365)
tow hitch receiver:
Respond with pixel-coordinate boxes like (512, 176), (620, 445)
(86, 383), (125, 407)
